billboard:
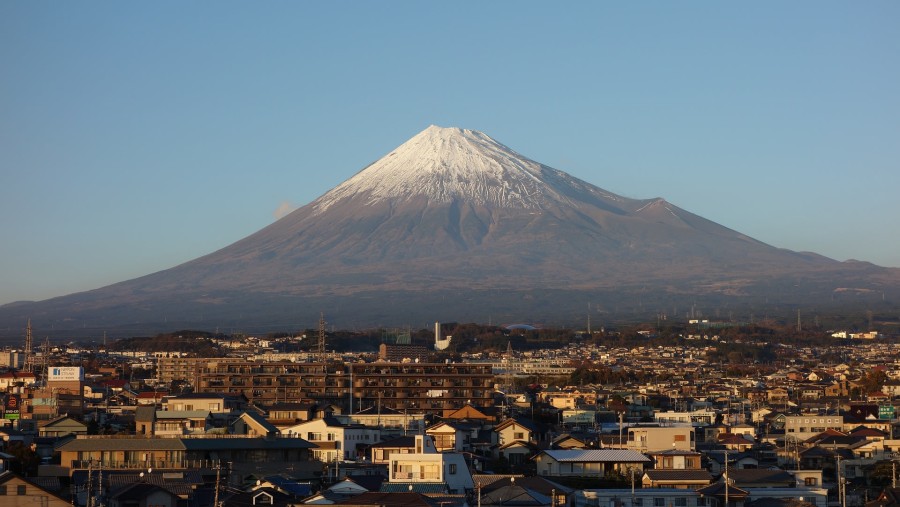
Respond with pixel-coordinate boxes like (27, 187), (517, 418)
(48, 366), (84, 381)
(4, 394), (20, 420)
(879, 405), (895, 420)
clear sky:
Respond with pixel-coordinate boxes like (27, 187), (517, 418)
(1, 2), (898, 306)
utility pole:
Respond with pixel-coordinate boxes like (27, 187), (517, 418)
(837, 455), (846, 507)
(214, 461), (221, 507)
(724, 449), (730, 507)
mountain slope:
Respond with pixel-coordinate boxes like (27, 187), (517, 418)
(2, 125), (898, 336)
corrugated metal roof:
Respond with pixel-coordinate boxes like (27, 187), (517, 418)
(540, 449), (650, 462)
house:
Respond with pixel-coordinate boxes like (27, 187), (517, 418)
(162, 392), (247, 414)
(38, 415), (88, 438)
(426, 421), (470, 453)
(719, 434), (755, 452)
(370, 436), (426, 465)
(0, 470), (71, 506)
(442, 404), (498, 423)
(493, 418), (541, 463)
(303, 475), (387, 504)
(494, 418), (536, 447)
(106, 482), (182, 507)
(647, 449), (702, 470)
(707, 451), (759, 474)
(474, 476), (572, 507)
(641, 449), (711, 489)
(728, 469), (796, 488)
(232, 411), (280, 438)
(478, 480), (552, 506)
(626, 426), (695, 452)
(134, 405), (213, 436)
(341, 406), (426, 436)
(382, 435), (474, 494)
(534, 449), (650, 477)
(284, 417), (380, 461)
(551, 434), (589, 449)
(496, 440), (541, 469)
(224, 486), (296, 507)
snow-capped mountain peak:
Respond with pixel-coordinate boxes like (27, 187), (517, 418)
(313, 125), (562, 213)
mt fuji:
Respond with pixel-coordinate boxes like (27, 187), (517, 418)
(2, 125), (898, 336)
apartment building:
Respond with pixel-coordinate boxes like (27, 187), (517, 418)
(350, 362), (493, 414)
(156, 357), (246, 386)
(784, 415), (844, 441)
(187, 359), (494, 415)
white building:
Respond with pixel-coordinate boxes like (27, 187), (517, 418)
(784, 415), (844, 441)
(388, 435), (473, 494)
(284, 417), (380, 461)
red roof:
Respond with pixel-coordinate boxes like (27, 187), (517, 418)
(137, 391), (168, 398)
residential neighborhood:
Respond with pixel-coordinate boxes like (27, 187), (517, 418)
(1, 325), (900, 507)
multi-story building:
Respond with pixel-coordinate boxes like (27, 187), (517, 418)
(195, 361), (345, 406)
(784, 415), (844, 441)
(55, 434), (320, 478)
(156, 357), (246, 386)
(351, 362), (493, 414)
(189, 360), (494, 415)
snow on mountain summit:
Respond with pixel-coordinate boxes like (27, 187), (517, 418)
(313, 125), (580, 213)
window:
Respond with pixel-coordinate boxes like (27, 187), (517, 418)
(633, 499), (643, 507)
(674, 499), (687, 507)
(514, 432), (525, 440)
(449, 464), (457, 474)
(654, 498), (665, 507)
(0, 485), (6, 495)
(17, 485), (26, 495)
(674, 435), (686, 442)
(805, 477), (818, 486)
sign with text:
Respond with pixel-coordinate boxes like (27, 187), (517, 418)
(4, 394), (20, 420)
(48, 366), (84, 382)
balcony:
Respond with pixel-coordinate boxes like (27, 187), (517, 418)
(70, 459), (216, 471)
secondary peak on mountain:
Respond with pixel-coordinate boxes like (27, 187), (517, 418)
(313, 125), (568, 213)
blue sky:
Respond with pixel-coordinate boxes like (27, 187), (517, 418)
(1, 2), (898, 306)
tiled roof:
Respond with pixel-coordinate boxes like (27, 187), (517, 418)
(379, 483), (448, 494)
(540, 449), (650, 463)
(644, 469), (713, 482)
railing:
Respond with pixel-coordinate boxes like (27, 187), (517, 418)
(71, 459), (216, 470)
(76, 433), (297, 439)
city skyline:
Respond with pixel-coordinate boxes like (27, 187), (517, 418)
(2, 2), (898, 306)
